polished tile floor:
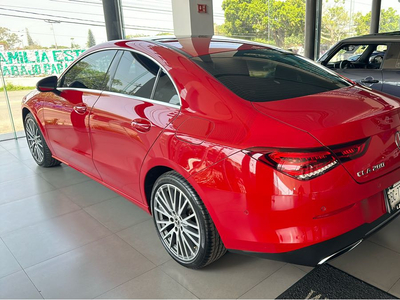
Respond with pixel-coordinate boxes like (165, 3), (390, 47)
(1, 137), (400, 299)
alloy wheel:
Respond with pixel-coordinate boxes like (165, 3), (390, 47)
(25, 118), (44, 163)
(153, 183), (201, 261)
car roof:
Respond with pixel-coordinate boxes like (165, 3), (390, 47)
(339, 31), (400, 43)
(134, 36), (276, 57)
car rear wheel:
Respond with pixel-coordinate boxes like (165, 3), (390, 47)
(24, 113), (61, 167)
(151, 171), (226, 269)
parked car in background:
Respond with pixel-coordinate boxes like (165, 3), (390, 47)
(22, 36), (400, 269)
(318, 31), (400, 98)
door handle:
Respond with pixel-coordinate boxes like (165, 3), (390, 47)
(73, 104), (88, 115)
(131, 118), (151, 133)
(361, 77), (379, 84)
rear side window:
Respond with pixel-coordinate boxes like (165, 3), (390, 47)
(110, 51), (158, 98)
(153, 70), (179, 105)
(192, 49), (351, 102)
(61, 50), (117, 90)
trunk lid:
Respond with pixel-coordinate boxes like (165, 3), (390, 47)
(252, 85), (400, 183)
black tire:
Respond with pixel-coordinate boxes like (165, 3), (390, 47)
(24, 113), (61, 167)
(151, 171), (226, 269)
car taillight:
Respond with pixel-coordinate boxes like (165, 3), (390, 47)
(244, 138), (369, 180)
(329, 138), (370, 163)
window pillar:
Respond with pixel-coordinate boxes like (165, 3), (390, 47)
(370, 0), (382, 34)
(102, 0), (125, 41)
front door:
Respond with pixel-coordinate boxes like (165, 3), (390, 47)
(90, 50), (180, 202)
(44, 50), (117, 178)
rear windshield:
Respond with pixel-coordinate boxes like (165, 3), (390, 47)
(192, 49), (352, 102)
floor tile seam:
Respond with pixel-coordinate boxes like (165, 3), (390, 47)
(0, 188), (60, 209)
(81, 194), (131, 211)
(0, 208), (112, 259)
(292, 264), (312, 274)
(0, 145), (29, 152)
(0, 150), (21, 162)
(0, 205), (85, 238)
(0, 187), (80, 211)
(2, 148), (32, 157)
(235, 262), (289, 299)
(0, 268), (21, 281)
(367, 239), (400, 256)
(114, 221), (151, 243)
(108, 232), (157, 268)
(7, 149), (32, 161)
(91, 265), (164, 299)
(37, 171), (91, 189)
(112, 216), (153, 236)
(14, 231), (157, 274)
(80, 202), (148, 234)
(114, 223), (174, 266)
(0, 171), (39, 185)
(0, 172), (56, 187)
(56, 183), (118, 207)
(0, 236), (45, 299)
(21, 231), (117, 271)
(113, 218), (173, 266)
(156, 266), (200, 299)
(157, 258), (201, 298)
(387, 277), (400, 293)
(0, 137), (27, 144)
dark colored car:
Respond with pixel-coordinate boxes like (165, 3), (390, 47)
(22, 36), (400, 269)
(318, 31), (400, 97)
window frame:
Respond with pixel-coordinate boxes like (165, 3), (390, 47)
(104, 49), (181, 108)
(58, 49), (118, 91)
(56, 48), (181, 108)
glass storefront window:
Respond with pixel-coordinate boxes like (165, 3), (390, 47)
(0, 78), (17, 140)
(320, 0), (400, 59)
(0, 0), (106, 141)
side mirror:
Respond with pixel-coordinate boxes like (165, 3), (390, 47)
(37, 76), (58, 92)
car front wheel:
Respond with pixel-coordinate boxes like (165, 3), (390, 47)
(151, 171), (226, 269)
(24, 113), (61, 167)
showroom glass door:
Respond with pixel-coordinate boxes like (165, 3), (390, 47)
(0, 72), (18, 141)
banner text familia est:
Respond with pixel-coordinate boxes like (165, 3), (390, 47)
(0, 49), (86, 76)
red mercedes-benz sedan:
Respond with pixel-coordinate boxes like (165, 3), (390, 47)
(22, 37), (400, 269)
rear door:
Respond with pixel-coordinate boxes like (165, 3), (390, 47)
(382, 43), (400, 98)
(44, 50), (118, 178)
(90, 50), (180, 202)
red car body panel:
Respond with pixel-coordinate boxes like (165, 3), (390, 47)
(253, 86), (400, 183)
(89, 92), (180, 202)
(22, 37), (400, 265)
(43, 89), (102, 179)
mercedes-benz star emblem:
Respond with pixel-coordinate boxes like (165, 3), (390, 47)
(395, 131), (400, 151)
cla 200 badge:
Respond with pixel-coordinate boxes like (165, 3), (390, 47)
(357, 162), (385, 177)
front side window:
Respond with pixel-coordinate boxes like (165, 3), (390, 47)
(327, 44), (387, 69)
(110, 51), (158, 98)
(61, 50), (117, 90)
(192, 49), (351, 102)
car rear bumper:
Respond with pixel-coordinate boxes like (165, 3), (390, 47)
(228, 210), (400, 266)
